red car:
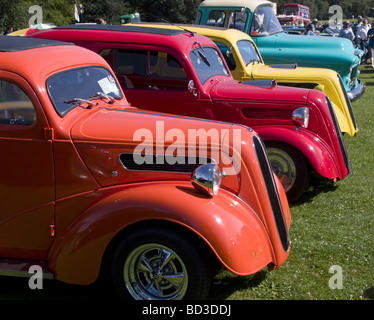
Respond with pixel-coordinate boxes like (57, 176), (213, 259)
(0, 35), (291, 300)
(31, 25), (352, 203)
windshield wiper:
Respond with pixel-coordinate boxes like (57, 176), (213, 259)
(89, 92), (116, 104)
(64, 98), (95, 109)
(247, 59), (261, 66)
(197, 50), (211, 67)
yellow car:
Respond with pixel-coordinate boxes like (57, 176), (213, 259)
(131, 23), (358, 137)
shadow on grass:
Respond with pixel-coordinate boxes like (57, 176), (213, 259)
(291, 174), (339, 206)
(0, 275), (118, 300)
(364, 286), (374, 299)
(359, 69), (373, 75)
(208, 270), (267, 300)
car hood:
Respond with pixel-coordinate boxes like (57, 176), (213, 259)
(70, 105), (236, 186)
(71, 106), (233, 143)
(276, 32), (352, 51)
(255, 32), (362, 70)
(210, 78), (309, 104)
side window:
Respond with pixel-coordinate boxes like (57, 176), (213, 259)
(148, 52), (188, 91)
(100, 49), (149, 89)
(215, 41), (236, 71)
(195, 10), (202, 24)
(228, 11), (248, 31)
(100, 49), (188, 91)
(207, 10), (226, 27)
(0, 80), (36, 126)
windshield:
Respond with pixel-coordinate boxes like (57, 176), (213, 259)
(47, 66), (122, 117)
(250, 5), (283, 36)
(237, 40), (262, 65)
(189, 47), (230, 85)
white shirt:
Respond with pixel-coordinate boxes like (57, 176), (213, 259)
(357, 24), (370, 40)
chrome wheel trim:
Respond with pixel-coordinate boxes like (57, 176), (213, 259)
(123, 243), (188, 300)
(267, 147), (297, 192)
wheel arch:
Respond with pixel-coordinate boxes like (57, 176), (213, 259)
(47, 183), (275, 285)
(101, 219), (218, 275)
(256, 127), (340, 179)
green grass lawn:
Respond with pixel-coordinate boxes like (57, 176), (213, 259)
(0, 66), (372, 301)
(210, 64), (374, 300)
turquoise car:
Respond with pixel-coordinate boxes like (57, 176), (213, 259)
(195, 0), (365, 101)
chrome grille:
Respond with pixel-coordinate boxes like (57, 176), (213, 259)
(350, 65), (358, 85)
(253, 135), (290, 252)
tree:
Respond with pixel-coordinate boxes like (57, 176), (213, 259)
(124, 0), (201, 23)
(81, 0), (131, 24)
(0, 0), (32, 32)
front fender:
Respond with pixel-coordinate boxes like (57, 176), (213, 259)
(48, 182), (277, 285)
(256, 126), (340, 179)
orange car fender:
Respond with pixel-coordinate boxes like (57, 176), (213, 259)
(48, 182), (275, 285)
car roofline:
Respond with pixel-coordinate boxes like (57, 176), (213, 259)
(0, 35), (72, 52)
(56, 24), (186, 36)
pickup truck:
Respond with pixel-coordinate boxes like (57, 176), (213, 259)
(195, 0), (365, 101)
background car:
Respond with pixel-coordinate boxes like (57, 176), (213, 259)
(130, 23), (358, 137)
(195, 0), (365, 101)
(31, 24), (352, 203)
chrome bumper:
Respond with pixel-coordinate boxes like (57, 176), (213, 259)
(347, 80), (365, 101)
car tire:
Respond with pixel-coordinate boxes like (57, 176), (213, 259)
(266, 142), (310, 203)
(111, 225), (212, 300)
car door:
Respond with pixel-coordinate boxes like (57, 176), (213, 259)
(0, 72), (55, 260)
(100, 48), (215, 119)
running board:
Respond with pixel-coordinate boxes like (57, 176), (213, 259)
(0, 259), (53, 279)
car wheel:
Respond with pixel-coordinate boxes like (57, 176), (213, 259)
(266, 142), (310, 203)
(111, 225), (212, 300)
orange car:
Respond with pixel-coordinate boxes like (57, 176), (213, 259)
(0, 35), (291, 300)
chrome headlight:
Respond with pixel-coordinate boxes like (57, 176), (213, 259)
(292, 107), (309, 129)
(191, 163), (223, 197)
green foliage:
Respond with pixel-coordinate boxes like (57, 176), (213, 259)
(0, 0), (32, 31)
(0, 0), (202, 33)
(210, 64), (374, 300)
(3, 0), (374, 33)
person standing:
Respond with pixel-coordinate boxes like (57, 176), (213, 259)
(357, 18), (371, 63)
(339, 21), (355, 42)
(353, 16), (363, 47)
(367, 21), (374, 68)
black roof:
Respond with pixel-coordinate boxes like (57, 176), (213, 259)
(0, 35), (71, 52)
(56, 24), (185, 36)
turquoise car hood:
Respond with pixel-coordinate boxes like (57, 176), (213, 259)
(254, 32), (362, 74)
